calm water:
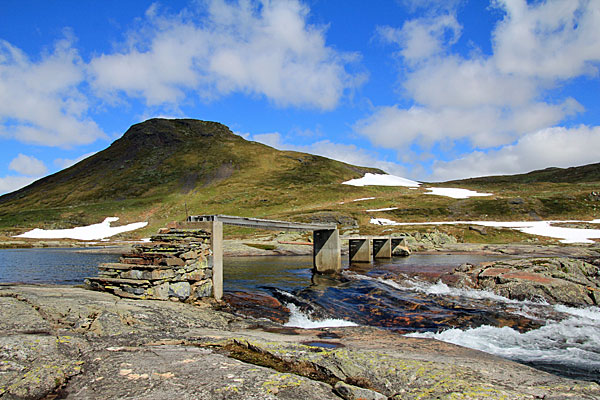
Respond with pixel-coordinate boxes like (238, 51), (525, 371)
(1, 249), (598, 382)
(0, 248), (120, 284)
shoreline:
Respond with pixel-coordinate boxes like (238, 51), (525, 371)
(1, 283), (599, 399)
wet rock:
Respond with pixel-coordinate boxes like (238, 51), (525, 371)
(449, 257), (600, 306)
(392, 238), (411, 256)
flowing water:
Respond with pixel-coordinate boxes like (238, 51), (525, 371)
(1, 249), (598, 382)
(223, 254), (600, 383)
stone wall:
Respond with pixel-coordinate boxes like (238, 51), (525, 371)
(85, 227), (214, 302)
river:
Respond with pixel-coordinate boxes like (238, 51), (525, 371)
(1, 249), (599, 383)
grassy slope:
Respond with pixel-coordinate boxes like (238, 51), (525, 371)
(446, 163), (600, 185)
(0, 119), (382, 236)
(1, 119), (599, 244)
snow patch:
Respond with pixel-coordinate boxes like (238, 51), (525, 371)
(342, 173), (420, 187)
(15, 217), (148, 241)
(425, 187), (493, 199)
(370, 218), (402, 226)
(369, 218), (600, 244)
(366, 207), (399, 212)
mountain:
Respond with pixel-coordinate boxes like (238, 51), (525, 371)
(446, 163), (600, 185)
(2, 119), (598, 240)
(0, 119), (381, 232)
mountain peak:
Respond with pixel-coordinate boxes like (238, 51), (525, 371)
(119, 118), (234, 145)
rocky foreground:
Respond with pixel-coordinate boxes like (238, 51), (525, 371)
(1, 284), (599, 399)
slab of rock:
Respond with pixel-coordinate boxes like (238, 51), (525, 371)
(1, 284), (599, 400)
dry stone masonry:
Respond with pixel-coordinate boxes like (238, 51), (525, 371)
(85, 227), (214, 302)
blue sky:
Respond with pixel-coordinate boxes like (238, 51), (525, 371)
(1, 0), (600, 195)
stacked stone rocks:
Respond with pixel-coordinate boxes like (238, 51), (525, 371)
(85, 228), (213, 302)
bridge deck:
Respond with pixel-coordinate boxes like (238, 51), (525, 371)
(188, 214), (336, 231)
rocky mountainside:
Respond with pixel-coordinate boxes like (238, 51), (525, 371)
(0, 119), (380, 233)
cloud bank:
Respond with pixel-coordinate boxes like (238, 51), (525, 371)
(89, 0), (363, 110)
(357, 0), (600, 180)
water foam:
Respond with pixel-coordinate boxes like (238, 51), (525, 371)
(345, 272), (531, 304)
(284, 303), (358, 329)
(400, 278), (543, 304)
(407, 312), (600, 372)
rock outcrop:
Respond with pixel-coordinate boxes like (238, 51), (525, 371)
(449, 257), (600, 306)
(392, 230), (458, 251)
(1, 284), (599, 399)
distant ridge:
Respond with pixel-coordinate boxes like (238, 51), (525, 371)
(446, 163), (600, 185)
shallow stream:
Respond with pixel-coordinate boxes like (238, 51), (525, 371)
(1, 249), (598, 382)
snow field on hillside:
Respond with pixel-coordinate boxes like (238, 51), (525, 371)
(15, 217), (148, 241)
(370, 218), (600, 244)
(342, 173), (492, 198)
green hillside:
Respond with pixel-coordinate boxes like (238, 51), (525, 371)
(447, 163), (600, 185)
(1, 118), (599, 243)
(0, 119), (382, 235)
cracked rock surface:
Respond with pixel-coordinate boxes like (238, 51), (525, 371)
(1, 284), (599, 399)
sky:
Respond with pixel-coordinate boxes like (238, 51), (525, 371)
(1, 0), (600, 196)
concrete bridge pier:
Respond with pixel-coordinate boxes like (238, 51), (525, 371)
(349, 238), (371, 263)
(211, 221), (224, 301)
(313, 229), (341, 274)
(373, 238), (392, 259)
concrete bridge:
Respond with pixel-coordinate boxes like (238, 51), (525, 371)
(183, 215), (408, 300)
(186, 215), (341, 300)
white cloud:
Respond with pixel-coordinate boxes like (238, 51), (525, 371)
(89, 0), (363, 110)
(357, 0), (600, 180)
(357, 99), (582, 150)
(493, 0), (600, 80)
(53, 151), (96, 170)
(8, 154), (47, 176)
(378, 14), (461, 63)
(430, 125), (600, 181)
(0, 36), (106, 147)
(0, 176), (38, 195)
